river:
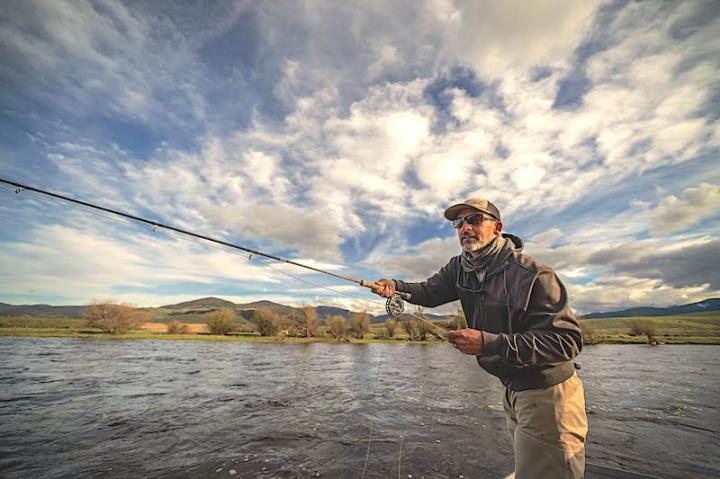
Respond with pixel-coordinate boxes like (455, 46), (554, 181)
(0, 338), (718, 478)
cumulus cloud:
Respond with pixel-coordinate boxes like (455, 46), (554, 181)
(569, 277), (713, 315)
(608, 237), (720, 290)
(449, 0), (602, 78)
(365, 236), (460, 281)
(207, 203), (344, 260)
(651, 183), (720, 234)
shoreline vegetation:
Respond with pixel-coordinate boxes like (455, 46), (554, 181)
(1, 311), (719, 345)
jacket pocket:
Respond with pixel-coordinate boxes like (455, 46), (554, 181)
(483, 298), (509, 334)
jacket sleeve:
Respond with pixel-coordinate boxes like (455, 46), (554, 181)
(393, 259), (458, 308)
(482, 270), (582, 366)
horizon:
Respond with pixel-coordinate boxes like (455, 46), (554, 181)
(2, 294), (719, 318)
(1, 1), (718, 316)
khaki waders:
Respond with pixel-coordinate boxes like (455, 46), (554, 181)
(502, 372), (588, 479)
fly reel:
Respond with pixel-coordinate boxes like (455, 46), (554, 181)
(359, 280), (412, 318)
(385, 292), (412, 317)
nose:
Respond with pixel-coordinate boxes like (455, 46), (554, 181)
(458, 219), (474, 233)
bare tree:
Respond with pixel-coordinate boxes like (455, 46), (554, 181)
(401, 317), (417, 339)
(251, 308), (281, 337)
(85, 300), (147, 334)
(328, 315), (346, 339)
(302, 306), (319, 337)
(628, 318), (658, 345)
(287, 306), (319, 337)
(206, 308), (238, 335)
(349, 312), (370, 339)
(413, 306), (432, 341)
(167, 320), (189, 334)
(446, 308), (468, 330)
(384, 318), (397, 338)
(287, 309), (302, 337)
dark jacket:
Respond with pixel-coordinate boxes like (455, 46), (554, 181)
(394, 233), (582, 391)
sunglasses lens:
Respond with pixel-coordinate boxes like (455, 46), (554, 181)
(466, 214), (481, 225)
(453, 213), (483, 229)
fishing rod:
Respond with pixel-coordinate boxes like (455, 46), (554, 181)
(0, 177), (412, 317)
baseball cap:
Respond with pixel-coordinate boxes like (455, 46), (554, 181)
(443, 198), (501, 221)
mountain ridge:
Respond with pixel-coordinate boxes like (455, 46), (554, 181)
(2, 297), (719, 321)
(580, 298), (720, 319)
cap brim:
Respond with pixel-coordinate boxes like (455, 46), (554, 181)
(444, 203), (483, 220)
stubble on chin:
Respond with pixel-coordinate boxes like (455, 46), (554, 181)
(461, 239), (485, 255)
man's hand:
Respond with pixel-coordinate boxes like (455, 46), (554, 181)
(445, 328), (483, 356)
(370, 279), (396, 298)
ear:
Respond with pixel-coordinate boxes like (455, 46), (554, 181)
(494, 221), (503, 234)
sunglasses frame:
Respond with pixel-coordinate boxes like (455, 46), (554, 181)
(452, 212), (496, 229)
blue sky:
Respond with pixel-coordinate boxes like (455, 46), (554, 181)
(0, 0), (718, 314)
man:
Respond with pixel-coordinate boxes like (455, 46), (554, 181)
(371, 198), (587, 479)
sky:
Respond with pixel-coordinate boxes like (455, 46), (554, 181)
(0, 0), (718, 315)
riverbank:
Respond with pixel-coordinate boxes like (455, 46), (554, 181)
(2, 312), (719, 345)
(1, 326), (719, 345)
(0, 326), (437, 344)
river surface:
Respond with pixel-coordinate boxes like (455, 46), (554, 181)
(0, 338), (718, 479)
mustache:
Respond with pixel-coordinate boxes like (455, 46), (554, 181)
(460, 233), (478, 240)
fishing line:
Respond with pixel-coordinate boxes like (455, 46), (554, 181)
(0, 178), (373, 284)
(0, 177), (446, 333)
(5, 183), (150, 233)
(7, 183), (260, 273)
(359, 347), (386, 479)
(394, 348), (466, 478)
(0, 177), (423, 319)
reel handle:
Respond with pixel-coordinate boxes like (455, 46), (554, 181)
(361, 280), (412, 301)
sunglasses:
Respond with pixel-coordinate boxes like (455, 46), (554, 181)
(452, 212), (495, 229)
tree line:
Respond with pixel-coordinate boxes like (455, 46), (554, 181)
(82, 301), (470, 341)
(84, 301), (665, 345)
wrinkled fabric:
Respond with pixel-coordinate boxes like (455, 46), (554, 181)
(504, 372), (588, 479)
(459, 234), (506, 274)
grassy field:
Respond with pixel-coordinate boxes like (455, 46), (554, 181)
(2, 313), (719, 344)
(581, 312), (720, 344)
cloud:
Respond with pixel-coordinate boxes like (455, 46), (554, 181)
(0, 222), (286, 305)
(365, 236), (460, 281)
(206, 203), (344, 261)
(608, 237), (720, 290)
(0, 0), (209, 128)
(569, 276), (713, 314)
(651, 183), (720, 234)
(449, 0), (603, 78)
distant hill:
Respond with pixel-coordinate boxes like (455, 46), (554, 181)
(316, 305), (356, 320)
(581, 298), (720, 319)
(234, 300), (295, 314)
(161, 297), (237, 310)
(0, 303), (86, 317)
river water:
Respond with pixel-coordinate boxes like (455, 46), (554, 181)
(0, 338), (718, 479)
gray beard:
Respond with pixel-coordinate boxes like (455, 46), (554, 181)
(460, 235), (506, 274)
(461, 239), (490, 255)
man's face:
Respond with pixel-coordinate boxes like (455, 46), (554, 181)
(455, 207), (500, 254)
